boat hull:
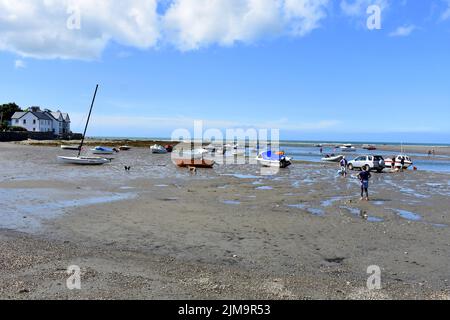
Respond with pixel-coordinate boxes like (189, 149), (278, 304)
(256, 158), (292, 168)
(57, 156), (110, 165)
(61, 145), (81, 150)
(322, 155), (344, 162)
(175, 159), (215, 168)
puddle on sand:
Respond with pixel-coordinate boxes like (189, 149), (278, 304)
(431, 223), (448, 228)
(222, 174), (260, 179)
(155, 184), (169, 188)
(287, 204), (324, 216)
(0, 188), (136, 232)
(252, 180), (264, 185)
(321, 196), (350, 207)
(256, 186), (273, 190)
(394, 209), (422, 221)
(222, 200), (241, 205)
(342, 207), (384, 223)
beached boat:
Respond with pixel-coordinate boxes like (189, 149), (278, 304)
(363, 144), (377, 151)
(61, 145), (81, 151)
(57, 156), (110, 165)
(164, 145), (174, 153)
(119, 145), (131, 151)
(91, 146), (115, 154)
(57, 85), (110, 166)
(339, 144), (357, 152)
(151, 144), (168, 154)
(256, 151), (292, 168)
(321, 154), (344, 162)
(385, 155), (413, 169)
(174, 158), (215, 168)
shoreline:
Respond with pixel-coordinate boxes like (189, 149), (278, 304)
(1, 143), (449, 300)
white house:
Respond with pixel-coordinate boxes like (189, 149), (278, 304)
(11, 107), (71, 135)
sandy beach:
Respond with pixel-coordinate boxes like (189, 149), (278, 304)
(1, 142), (449, 300)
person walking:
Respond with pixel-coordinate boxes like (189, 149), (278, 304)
(400, 157), (405, 172)
(340, 156), (348, 177)
(391, 157), (396, 172)
(358, 168), (372, 201)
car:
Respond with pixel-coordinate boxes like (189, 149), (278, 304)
(348, 155), (385, 173)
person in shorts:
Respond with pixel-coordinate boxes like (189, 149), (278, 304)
(358, 168), (372, 201)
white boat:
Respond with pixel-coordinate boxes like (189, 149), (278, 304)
(57, 85), (110, 166)
(119, 145), (131, 151)
(339, 144), (357, 152)
(151, 144), (168, 154)
(91, 146), (115, 154)
(58, 156), (110, 165)
(385, 155), (413, 169)
(321, 154), (344, 162)
(256, 151), (292, 168)
(61, 145), (81, 150)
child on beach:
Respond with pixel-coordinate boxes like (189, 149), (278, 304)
(358, 169), (372, 201)
(339, 156), (348, 177)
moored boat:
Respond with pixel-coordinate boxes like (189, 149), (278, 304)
(339, 144), (357, 152)
(119, 145), (131, 151)
(174, 158), (215, 168)
(363, 144), (377, 150)
(58, 156), (110, 165)
(57, 85), (110, 166)
(321, 154), (344, 162)
(91, 146), (115, 154)
(151, 144), (168, 154)
(256, 151), (292, 168)
(61, 145), (81, 150)
(385, 155), (413, 169)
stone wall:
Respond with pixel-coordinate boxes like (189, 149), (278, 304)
(0, 132), (56, 142)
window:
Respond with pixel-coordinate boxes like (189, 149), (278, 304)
(33, 119), (36, 124)
(23, 119), (26, 124)
(15, 119), (18, 124)
(33, 128), (35, 131)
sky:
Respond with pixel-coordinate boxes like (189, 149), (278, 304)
(1, 0), (450, 143)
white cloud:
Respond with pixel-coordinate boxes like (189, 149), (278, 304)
(389, 25), (416, 37)
(442, 0), (450, 20)
(0, 0), (331, 58)
(14, 59), (26, 68)
(163, 0), (330, 51)
(0, 0), (159, 60)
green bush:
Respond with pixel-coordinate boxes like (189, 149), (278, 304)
(9, 126), (28, 132)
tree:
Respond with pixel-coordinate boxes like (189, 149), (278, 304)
(0, 103), (22, 122)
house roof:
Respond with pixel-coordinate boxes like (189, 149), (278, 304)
(11, 112), (26, 119)
(31, 111), (52, 121)
(11, 111), (52, 121)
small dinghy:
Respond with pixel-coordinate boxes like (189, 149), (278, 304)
(119, 146), (131, 151)
(174, 158), (215, 168)
(151, 144), (168, 154)
(61, 145), (81, 151)
(256, 151), (292, 168)
(91, 146), (115, 154)
(58, 156), (110, 165)
(339, 144), (357, 152)
(57, 85), (111, 166)
(321, 154), (344, 162)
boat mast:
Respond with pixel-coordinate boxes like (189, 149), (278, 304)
(78, 84), (99, 157)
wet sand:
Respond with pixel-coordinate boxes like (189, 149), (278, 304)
(1, 142), (449, 299)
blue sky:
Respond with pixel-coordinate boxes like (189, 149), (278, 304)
(1, 0), (450, 143)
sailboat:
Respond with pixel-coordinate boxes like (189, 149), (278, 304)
(57, 85), (111, 165)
